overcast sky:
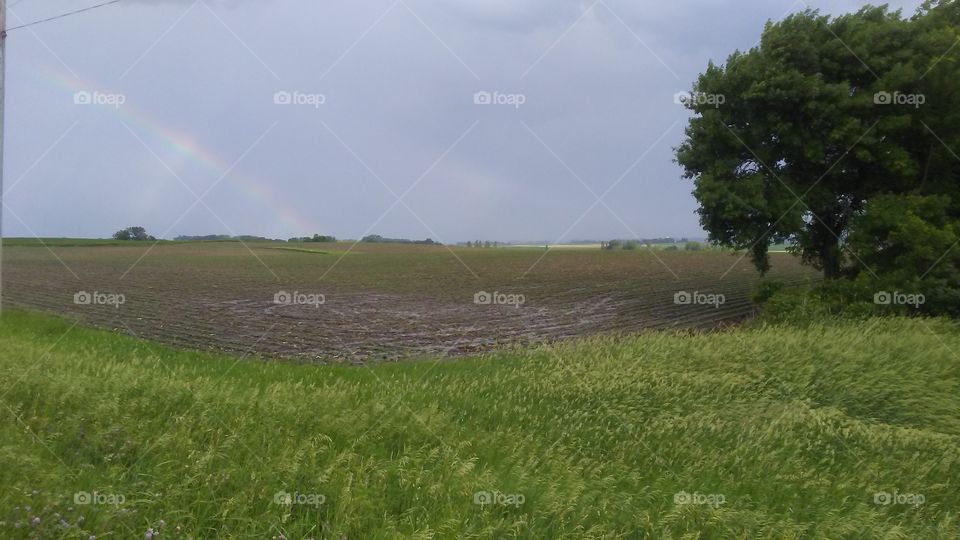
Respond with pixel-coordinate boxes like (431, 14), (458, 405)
(3, 0), (926, 242)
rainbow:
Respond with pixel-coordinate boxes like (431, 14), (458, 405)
(41, 67), (320, 238)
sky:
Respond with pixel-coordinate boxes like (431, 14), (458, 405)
(3, 0), (927, 243)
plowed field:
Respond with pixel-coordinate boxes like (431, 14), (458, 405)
(3, 242), (815, 361)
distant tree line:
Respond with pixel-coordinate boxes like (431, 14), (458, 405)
(170, 233), (440, 244)
(120, 229), (446, 245)
(288, 234), (337, 243)
(173, 234), (285, 242)
(464, 241), (502, 248)
(601, 238), (703, 251)
(361, 235), (439, 245)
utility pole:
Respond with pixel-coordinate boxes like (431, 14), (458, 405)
(1, 0), (6, 313)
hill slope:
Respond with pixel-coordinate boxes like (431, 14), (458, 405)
(0, 311), (958, 538)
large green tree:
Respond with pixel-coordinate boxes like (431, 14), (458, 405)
(676, 1), (960, 278)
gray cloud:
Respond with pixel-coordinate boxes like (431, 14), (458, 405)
(4, 0), (925, 242)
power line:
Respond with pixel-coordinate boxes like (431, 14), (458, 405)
(5, 0), (124, 33)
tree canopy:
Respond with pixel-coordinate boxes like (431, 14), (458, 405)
(677, 1), (960, 281)
(113, 226), (155, 241)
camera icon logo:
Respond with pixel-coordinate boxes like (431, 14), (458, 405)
(874, 91), (892, 105)
(74, 491), (92, 505)
(273, 490), (293, 505)
(74, 91), (92, 105)
(474, 291), (493, 305)
(673, 91), (691, 105)
(474, 91), (492, 105)
(274, 291), (293, 305)
(674, 291), (692, 305)
(873, 291), (892, 305)
(473, 491), (492, 505)
(874, 491), (892, 505)
(274, 91), (292, 105)
(74, 291), (93, 305)
(674, 491), (692, 505)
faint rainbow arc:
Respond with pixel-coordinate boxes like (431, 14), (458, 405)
(43, 67), (321, 238)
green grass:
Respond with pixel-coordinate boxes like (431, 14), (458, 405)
(1, 310), (958, 538)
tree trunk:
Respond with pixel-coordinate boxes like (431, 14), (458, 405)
(821, 241), (841, 279)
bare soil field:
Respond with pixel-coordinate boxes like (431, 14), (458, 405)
(3, 242), (816, 362)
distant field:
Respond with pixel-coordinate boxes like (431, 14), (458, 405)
(1, 310), (957, 538)
(506, 243), (604, 249)
(3, 241), (815, 361)
(3, 238), (175, 248)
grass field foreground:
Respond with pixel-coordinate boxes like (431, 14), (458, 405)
(1, 311), (958, 538)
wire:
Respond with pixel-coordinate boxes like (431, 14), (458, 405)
(5, 0), (125, 33)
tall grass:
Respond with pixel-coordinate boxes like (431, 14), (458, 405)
(0, 311), (958, 538)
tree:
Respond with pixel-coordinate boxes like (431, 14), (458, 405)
(676, 2), (960, 278)
(848, 194), (960, 315)
(113, 226), (155, 241)
(605, 239), (623, 250)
